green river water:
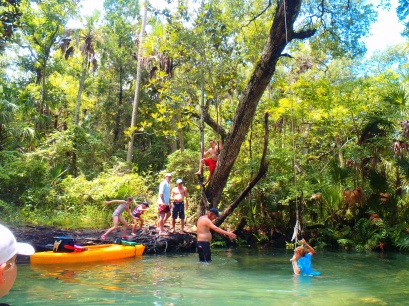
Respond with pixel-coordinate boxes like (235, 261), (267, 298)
(2, 248), (409, 305)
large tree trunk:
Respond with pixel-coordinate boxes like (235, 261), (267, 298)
(215, 113), (270, 226)
(205, 0), (315, 209)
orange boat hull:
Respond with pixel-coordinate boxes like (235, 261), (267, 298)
(31, 244), (145, 264)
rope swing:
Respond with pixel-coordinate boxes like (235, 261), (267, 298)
(283, 0), (288, 44)
(290, 96), (301, 248)
(281, 0), (301, 250)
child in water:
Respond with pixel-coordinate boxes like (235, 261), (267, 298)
(290, 238), (321, 276)
(101, 197), (134, 240)
(131, 201), (149, 235)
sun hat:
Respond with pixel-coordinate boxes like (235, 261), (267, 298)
(142, 201), (149, 207)
(0, 224), (35, 264)
(176, 178), (183, 184)
(209, 208), (220, 217)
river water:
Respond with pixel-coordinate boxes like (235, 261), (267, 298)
(2, 247), (409, 305)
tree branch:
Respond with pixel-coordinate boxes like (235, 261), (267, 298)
(292, 28), (317, 40)
(215, 113), (270, 226)
(245, 0), (273, 27)
(280, 53), (294, 58)
(191, 105), (228, 140)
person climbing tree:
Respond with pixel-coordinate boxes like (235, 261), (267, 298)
(195, 139), (223, 185)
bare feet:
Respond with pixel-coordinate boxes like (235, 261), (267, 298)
(179, 230), (184, 235)
(195, 171), (202, 175)
(169, 228), (175, 234)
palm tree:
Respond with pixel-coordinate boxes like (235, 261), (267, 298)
(74, 14), (99, 126)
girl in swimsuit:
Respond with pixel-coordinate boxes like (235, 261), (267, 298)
(131, 201), (149, 235)
(290, 239), (321, 276)
(101, 197), (134, 240)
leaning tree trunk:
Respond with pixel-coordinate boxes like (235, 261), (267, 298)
(205, 0), (315, 209)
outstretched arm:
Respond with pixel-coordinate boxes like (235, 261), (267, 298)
(104, 200), (124, 205)
(207, 220), (236, 240)
(301, 239), (315, 255)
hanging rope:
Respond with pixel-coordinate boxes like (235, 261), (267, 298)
(290, 96), (300, 249)
(216, 97), (221, 152)
(199, 52), (205, 160)
(283, 0), (288, 44)
(282, 0), (298, 250)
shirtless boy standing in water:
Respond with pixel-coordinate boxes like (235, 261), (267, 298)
(196, 208), (236, 262)
(170, 178), (189, 234)
(195, 139), (223, 185)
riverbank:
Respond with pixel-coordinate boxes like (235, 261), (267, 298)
(9, 223), (199, 262)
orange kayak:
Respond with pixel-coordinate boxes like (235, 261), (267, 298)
(31, 244), (145, 265)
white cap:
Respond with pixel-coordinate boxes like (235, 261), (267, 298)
(165, 173), (172, 177)
(0, 224), (35, 264)
(176, 179), (182, 184)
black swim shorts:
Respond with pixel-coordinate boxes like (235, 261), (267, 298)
(197, 241), (212, 262)
(172, 201), (185, 219)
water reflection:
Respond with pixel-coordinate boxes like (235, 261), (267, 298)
(30, 258), (145, 293)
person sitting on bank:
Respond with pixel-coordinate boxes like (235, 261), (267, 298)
(195, 139), (223, 185)
(196, 208), (236, 263)
(290, 238), (321, 276)
(0, 224), (35, 298)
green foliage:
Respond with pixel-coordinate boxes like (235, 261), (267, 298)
(0, 199), (20, 223)
(0, 0), (22, 52)
(35, 126), (108, 178)
(210, 239), (227, 248)
(19, 170), (152, 228)
(337, 238), (354, 250)
(285, 241), (295, 250)
(396, 236), (409, 251)
(252, 232), (269, 244)
(0, 152), (49, 204)
(397, 0), (409, 37)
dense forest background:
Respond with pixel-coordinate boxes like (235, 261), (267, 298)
(1, 0), (409, 251)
